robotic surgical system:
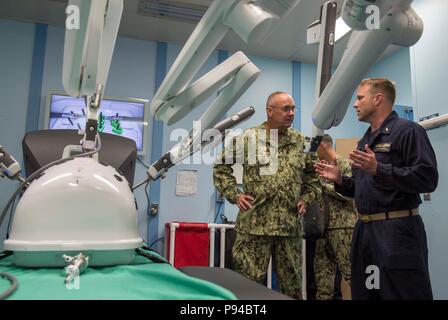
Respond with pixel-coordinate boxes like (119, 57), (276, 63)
(312, 0), (424, 134)
(0, 0), (437, 292)
(0, 0), (301, 275)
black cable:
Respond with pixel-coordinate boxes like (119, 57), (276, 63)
(149, 237), (164, 249)
(0, 272), (18, 300)
(213, 200), (223, 223)
(136, 157), (149, 169)
(0, 251), (12, 260)
(144, 180), (151, 217)
(135, 248), (169, 265)
(141, 244), (159, 254)
(6, 193), (17, 238)
(132, 176), (150, 191)
(220, 214), (230, 224)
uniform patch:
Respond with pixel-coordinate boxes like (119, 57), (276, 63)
(373, 142), (391, 152)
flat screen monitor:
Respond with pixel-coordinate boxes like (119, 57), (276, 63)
(43, 91), (149, 155)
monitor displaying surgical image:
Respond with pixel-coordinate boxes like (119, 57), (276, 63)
(45, 93), (148, 155)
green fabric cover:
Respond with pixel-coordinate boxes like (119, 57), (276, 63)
(0, 250), (237, 300)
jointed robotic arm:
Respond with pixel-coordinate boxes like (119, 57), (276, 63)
(312, 0), (423, 132)
(144, 0), (301, 180)
(0, 146), (22, 181)
(151, 0), (301, 124)
(63, 0), (123, 149)
(62, 0), (301, 173)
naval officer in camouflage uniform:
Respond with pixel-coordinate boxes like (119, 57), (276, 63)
(314, 134), (357, 300)
(213, 91), (321, 299)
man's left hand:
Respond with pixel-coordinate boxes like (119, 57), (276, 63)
(349, 144), (377, 176)
(297, 200), (306, 216)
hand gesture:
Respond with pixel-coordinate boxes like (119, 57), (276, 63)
(349, 144), (377, 176)
(236, 193), (254, 212)
(314, 160), (342, 184)
(297, 200), (306, 216)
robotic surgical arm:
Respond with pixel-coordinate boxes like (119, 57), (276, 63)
(151, 0), (301, 125)
(62, 0), (300, 177)
(143, 0), (301, 182)
(142, 106), (255, 185)
(63, 0), (123, 150)
(0, 146), (24, 182)
(312, 0), (423, 132)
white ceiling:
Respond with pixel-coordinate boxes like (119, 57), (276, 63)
(0, 0), (400, 65)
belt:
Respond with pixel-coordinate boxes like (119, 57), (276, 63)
(358, 208), (419, 223)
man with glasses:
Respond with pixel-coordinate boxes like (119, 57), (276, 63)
(213, 91), (321, 299)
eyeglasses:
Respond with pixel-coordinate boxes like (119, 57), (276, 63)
(268, 105), (296, 113)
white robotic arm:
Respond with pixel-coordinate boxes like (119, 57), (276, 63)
(151, 0), (301, 124)
(63, 0), (123, 149)
(143, 0), (301, 179)
(158, 51), (260, 126)
(312, 0), (423, 131)
(419, 114), (448, 131)
(0, 145), (21, 180)
(144, 106), (255, 183)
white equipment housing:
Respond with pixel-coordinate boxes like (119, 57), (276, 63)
(4, 158), (142, 267)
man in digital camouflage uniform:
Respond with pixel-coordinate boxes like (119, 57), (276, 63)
(314, 134), (357, 300)
(213, 91), (321, 300)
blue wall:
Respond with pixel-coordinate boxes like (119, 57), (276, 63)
(0, 20), (36, 250)
(410, 0), (448, 300)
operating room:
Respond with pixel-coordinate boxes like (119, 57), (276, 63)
(0, 0), (447, 301)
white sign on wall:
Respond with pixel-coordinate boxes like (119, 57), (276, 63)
(175, 170), (198, 197)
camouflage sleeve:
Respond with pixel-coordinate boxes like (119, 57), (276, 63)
(300, 153), (322, 206)
(326, 185), (352, 201)
(213, 136), (242, 204)
(330, 157), (354, 201)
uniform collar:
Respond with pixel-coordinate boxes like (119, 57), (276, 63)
(368, 110), (399, 136)
(379, 111), (399, 135)
(257, 122), (298, 146)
